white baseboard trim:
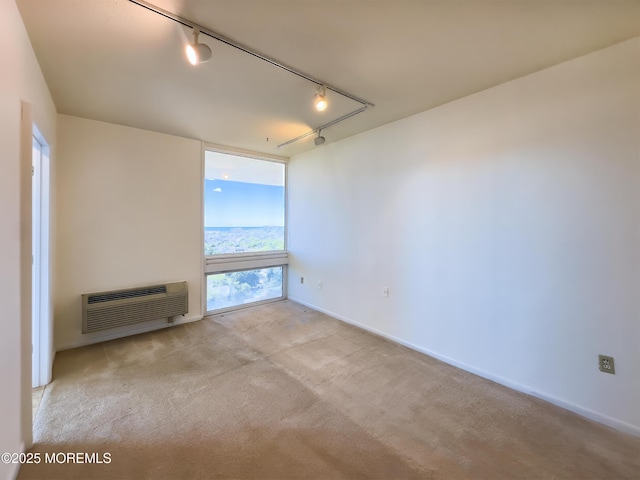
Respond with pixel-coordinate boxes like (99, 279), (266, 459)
(56, 314), (203, 352)
(288, 297), (640, 438)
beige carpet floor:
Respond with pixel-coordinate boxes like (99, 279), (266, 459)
(20, 300), (639, 479)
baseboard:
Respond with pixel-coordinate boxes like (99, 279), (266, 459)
(56, 314), (203, 352)
(288, 297), (640, 438)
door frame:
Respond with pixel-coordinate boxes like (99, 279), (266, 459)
(31, 124), (52, 388)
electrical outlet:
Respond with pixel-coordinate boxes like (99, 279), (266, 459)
(300, 276), (304, 284)
(598, 355), (615, 374)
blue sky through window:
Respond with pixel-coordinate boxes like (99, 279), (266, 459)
(204, 179), (284, 228)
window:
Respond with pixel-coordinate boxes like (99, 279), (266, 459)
(206, 266), (283, 311)
(204, 151), (285, 255)
(204, 149), (287, 313)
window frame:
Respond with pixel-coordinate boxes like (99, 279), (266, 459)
(202, 143), (289, 315)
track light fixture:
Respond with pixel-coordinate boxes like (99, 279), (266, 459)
(128, 1), (375, 148)
(185, 28), (212, 65)
(313, 85), (328, 112)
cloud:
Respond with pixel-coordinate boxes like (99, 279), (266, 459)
(213, 188), (222, 192)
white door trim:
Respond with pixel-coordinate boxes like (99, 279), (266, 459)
(32, 125), (52, 388)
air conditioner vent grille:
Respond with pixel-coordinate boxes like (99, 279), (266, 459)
(88, 285), (167, 304)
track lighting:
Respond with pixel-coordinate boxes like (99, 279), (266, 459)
(313, 85), (328, 112)
(129, 1), (375, 149)
(185, 28), (211, 65)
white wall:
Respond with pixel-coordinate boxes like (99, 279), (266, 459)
(55, 115), (203, 350)
(288, 38), (640, 435)
(0, 0), (57, 478)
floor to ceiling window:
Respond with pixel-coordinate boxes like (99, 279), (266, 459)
(204, 149), (287, 313)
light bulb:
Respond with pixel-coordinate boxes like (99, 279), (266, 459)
(186, 44), (198, 65)
(314, 93), (328, 111)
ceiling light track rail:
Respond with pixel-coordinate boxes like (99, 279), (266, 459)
(128, 0), (374, 108)
(277, 106), (368, 148)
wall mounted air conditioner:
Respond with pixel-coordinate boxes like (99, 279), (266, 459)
(82, 281), (188, 333)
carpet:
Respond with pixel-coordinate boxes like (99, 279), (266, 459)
(19, 300), (640, 479)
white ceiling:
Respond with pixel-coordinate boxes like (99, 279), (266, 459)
(17, 0), (640, 157)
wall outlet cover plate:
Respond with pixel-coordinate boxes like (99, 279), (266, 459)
(598, 355), (615, 374)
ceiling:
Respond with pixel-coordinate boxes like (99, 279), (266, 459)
(17, 0), (640, 157)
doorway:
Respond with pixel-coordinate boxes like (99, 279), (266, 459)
(32, 126), (51, 390)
